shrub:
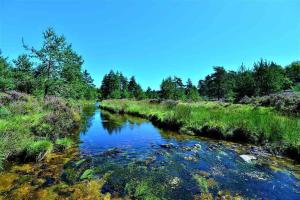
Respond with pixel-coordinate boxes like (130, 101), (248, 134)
(25, 140), (53, 161)
(55, 138), (73, 151)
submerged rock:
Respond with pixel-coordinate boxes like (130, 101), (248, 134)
(182, 143), (202, 152)
(184, 156), (198, 162)
(240, 155), (256, 163)
(159, 143), (175, 149)
(100, 148), (123, 157)
(169, 177), (181, 189)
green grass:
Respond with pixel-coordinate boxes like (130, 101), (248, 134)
(55, 138), (73, 151)
(100, 99), (300, 157)
(0, 92), (83, 170)
(25, 140), (54, 161)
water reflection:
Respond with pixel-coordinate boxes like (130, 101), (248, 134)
(100, 110), (147, 134)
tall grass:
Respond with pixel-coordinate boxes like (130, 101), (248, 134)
(0, 92), (84, 170)
(100, 99), (300, 157)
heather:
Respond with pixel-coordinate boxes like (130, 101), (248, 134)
(0, 91), (81, 170)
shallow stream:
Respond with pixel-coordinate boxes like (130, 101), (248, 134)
(1, 105), (300, 199)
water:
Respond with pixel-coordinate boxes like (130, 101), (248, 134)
(1, 105), (300, 199)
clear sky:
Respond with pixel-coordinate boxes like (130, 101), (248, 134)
(1, 0), (300, 89)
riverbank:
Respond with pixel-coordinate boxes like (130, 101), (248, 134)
(100, 99), (300, 161)
(0, 91), (94, 170)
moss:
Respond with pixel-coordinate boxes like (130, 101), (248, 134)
(25, 140), (53, 161)
(0, 172), (18, 192)
(80, 169), (95, 180)
(193, 174), (209, 193)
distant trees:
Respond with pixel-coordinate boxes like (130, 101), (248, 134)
(253, 59), (289, 95)
(100, 70), (145, 100)
(12, 54), (35, 94)
(0, 53), (14, 92)
(100, 57), (299, 102)
(128, 76), (144, 99)
(1, 28), (299, 103)
(234, 64), (256, 100)
(286, 61), (300, 84)
(198, 67), (235, 100)
(160, 77), (186, 100)
(0, 28), (97, 100)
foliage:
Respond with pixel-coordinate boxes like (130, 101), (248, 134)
(55, 138), (73, 151)
(286, 61), (300, 83)
(25, 140), (54, 161)
(0, 92), (82, 170)
(253, 59), (289, 95)
(160, 76), (186, 100)
(0, 28), (97, 100)
(100, 70), (145, 100)
(0, 52), (14, 91)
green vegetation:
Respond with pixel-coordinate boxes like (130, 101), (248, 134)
(0, 28), (98, 170)
(100, 70), (144, 99)
(100, 99), (300, 159)
(0, 92), (83, 170)
(55, 138), (73, 151)
(99, 59), (300, 104)
(25, 140), (54, 161)
(193, 175), (208, 193)
(0, 28), (97, 100)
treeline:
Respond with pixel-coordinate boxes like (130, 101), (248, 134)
(0, 28), (97, 100)
(199, 60), (299, 101)
(100, 60), (300, 102)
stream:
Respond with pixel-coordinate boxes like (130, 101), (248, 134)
(0, 105), (300, 199)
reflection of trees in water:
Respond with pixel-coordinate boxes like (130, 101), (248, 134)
(100, 110), (127, 134)
(80, 105), (97, 134)
(100, 110), (147, 135)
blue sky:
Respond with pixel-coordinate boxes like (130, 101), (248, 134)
(1, 0), (300, 89)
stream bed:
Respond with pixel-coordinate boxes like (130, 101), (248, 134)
(1, 105), (300, 199)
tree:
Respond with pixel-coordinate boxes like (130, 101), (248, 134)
(145, 87), (159, 99)
(198, 67), (229, 100)
(119, 73), (130, 98)
(23, 28), (68, 97)
(185, 78), (200, 101)
(254, 59), (288, 95)
(100, 70), (122, 99)
(128, 76), (144, 99)
(286, 61), (300, 84)
(12, 54), (35, 94)
(234, 64), (256, 100)
(0, 52), (14, 91)
(160, 76), (186, 100)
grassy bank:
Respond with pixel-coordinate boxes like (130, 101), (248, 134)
(0, 91), (91, 170)
(100, 99), (300, 160)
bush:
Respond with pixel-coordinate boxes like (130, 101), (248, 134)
(25, 140), (53, 161)
(55, 138), (73, 151)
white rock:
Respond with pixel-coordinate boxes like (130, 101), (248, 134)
(240, 154), (256, 163)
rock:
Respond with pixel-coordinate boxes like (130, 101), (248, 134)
(240, 154), (256, 163)
(159, 143), (174, 149)
(169, 177), (181, 189)
(194, 170), (210, 177)
(182, 143), (202, 152)
(184, 156), (198, 162)
(100, 148), (123, 157)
